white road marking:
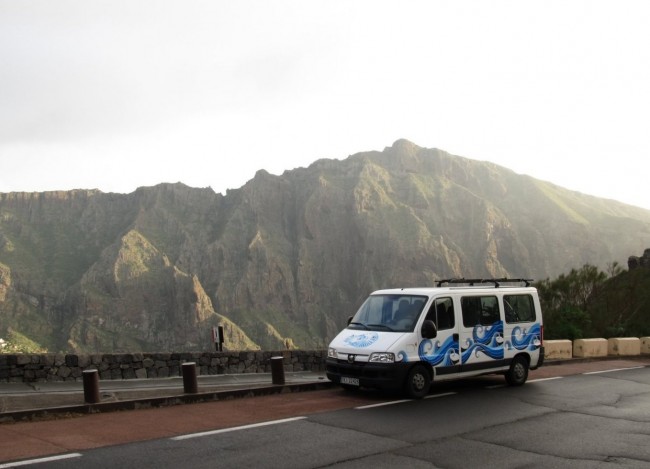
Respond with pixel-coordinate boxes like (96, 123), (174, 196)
(355, 392), (456, 409)
(0, 453), (82, 468)
(170, 416), (307, 441)
(528, 376), (563, 382)
(424, 392), (457, 399)
(355, 399), (411, 409)
(583, 366), (645, 375)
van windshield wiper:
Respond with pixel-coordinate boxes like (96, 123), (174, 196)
(367, 324), (396, 332)
(349, 322), (369, 330)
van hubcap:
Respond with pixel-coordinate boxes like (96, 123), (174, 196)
(514, 363), (525, 380)
(412, 373), (425, 390)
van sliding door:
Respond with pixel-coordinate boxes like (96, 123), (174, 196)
(459, 295), (507, 372)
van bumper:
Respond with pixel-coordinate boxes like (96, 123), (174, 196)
(325, 358), (411, 391)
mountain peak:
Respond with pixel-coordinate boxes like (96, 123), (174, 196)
(388, 139), (420, 153)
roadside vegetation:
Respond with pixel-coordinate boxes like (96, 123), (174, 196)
(537, 262), (650, 340)
(0, 329), (46, 354)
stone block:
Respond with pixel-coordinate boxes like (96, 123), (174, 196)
(65, 355), (79, 367)
(117, 354), (133, 364)
(544, 340), (573, 360)
(57, 366), (72, 378)
(77, 355), (91, 368)
(641, 337), (650, 354)
(42, 355), (56, 366)
(573, 338), (608, 358)
(607, 337), (641, 356)
(54, 354), (65, 366)
(16, 354), (31, 365)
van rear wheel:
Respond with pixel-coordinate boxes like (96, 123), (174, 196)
(505, 356), (529, 386)
(405, 365), (431, 399)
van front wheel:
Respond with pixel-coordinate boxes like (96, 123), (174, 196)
(405, 365), (431, 399)
(505, 356), (529, 386)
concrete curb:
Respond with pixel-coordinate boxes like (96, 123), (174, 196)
(0, 380), (335, 423)
(542, 355), (650, 366)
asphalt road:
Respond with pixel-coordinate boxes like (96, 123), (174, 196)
(5, 362), (649, 468)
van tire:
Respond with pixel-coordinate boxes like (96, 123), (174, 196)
(505, 356), (529, 386)
(405, 365), (431, 399)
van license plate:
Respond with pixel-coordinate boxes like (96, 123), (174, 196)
(341, 377), (359, 386)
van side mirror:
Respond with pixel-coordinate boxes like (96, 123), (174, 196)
(421, 320), (437, 339)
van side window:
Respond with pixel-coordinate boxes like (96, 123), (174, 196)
(461, 296), (500, 327)
(504, 294), (536, 323)
(426, 297), (455, 330)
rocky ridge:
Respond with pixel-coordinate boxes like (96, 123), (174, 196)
(2, 140), (650, 352)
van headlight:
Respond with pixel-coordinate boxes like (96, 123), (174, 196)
(328, 347), (337, 359)
(369, 352), (395, 363)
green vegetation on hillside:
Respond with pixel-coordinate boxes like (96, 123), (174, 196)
(538, 261), (650, 339)
(0, 329), (46, 353)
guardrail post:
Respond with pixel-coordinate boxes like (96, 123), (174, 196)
(271, 356), (285, 385)
(182, 362), (198, 394)
(82, 369), (100, 404)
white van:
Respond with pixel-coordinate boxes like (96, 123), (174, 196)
(326, 279), (544, 398)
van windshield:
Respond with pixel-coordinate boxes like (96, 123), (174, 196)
(349, 294), (427, 332)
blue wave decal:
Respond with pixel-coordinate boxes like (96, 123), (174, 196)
(343, 332), (379, 348)
(461, 321), (505, 362)
(511, 323), (542, 351)
(397, 351), (408, 363)
(419, 336), (460, 367)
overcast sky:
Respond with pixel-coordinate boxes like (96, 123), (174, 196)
(1, 0), (649, 209)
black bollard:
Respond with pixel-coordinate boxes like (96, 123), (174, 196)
(270, 356), (285, 385)
(82, 369), (100, 404)
(182, 362), (198, 394)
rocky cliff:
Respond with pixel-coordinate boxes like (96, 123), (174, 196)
(2, 140), (650, 352)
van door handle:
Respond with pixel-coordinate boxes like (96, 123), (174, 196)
(453, 333), (459, 342)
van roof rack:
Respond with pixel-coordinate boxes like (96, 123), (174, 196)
(435, 278), (534, 288)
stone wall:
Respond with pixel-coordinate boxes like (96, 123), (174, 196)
(3, 338), (650, 383)
(0, 351), (327, 383)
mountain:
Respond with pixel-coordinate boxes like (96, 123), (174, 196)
(2, 139), (650, 352)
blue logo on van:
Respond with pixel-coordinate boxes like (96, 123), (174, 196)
(344, 332), (379, 348)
